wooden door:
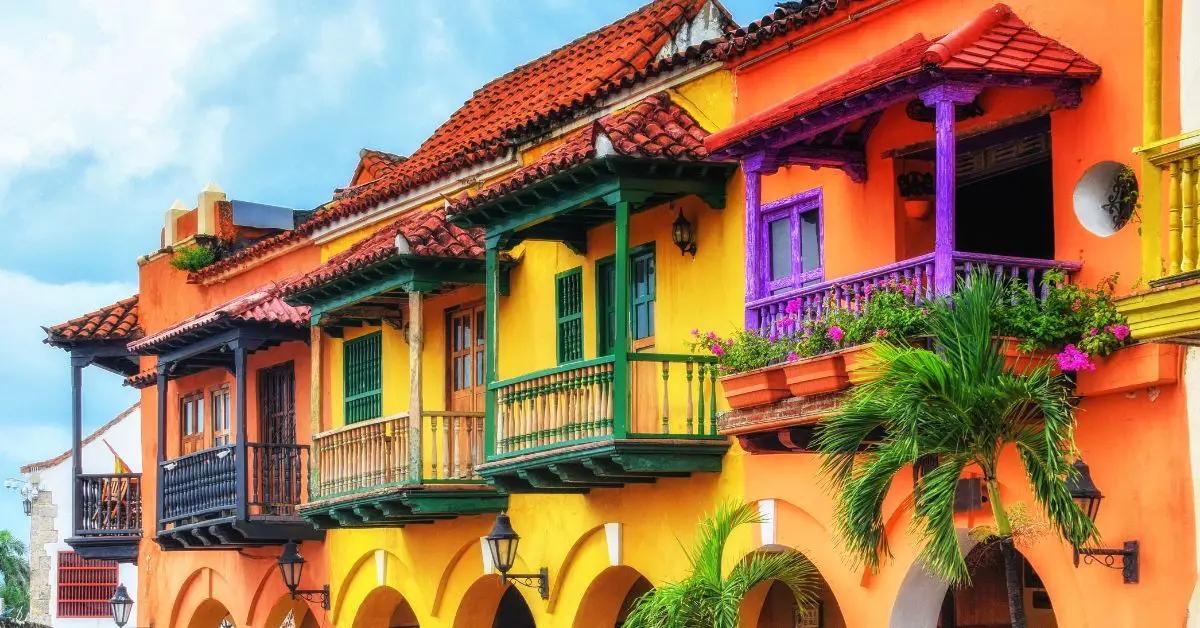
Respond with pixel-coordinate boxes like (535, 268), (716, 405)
(256, 362), (298, 513)
(179, 393), (205, 454)
(447, 303), (486, 412)
(258, 362), (296, 445)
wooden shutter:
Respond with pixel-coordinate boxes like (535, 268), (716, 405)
(630, 247), (656, 340)
(56, 552), (118, 618)
(344, 332), (382, 423)
(259, 362), (296, 444)
(556, 268), (584, 364)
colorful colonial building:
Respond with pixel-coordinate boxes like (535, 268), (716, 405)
(39, 0), (1200, 626)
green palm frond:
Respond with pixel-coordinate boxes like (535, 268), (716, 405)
(623, 501), (819, 628)
(816, 271), (1095, 586)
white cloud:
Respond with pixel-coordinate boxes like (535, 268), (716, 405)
(275, 0), (386, 111)
(0, 0), (270, 196)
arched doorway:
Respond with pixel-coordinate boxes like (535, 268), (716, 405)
(494, 586), (535, 628)
(937, 543), (1056, 628)
(573, 566), (653, 627)
(738, 547), (847, 628)
(262, 594), (319, 628)
(187, 599), (235, 628)
(353, 586), (420, 628)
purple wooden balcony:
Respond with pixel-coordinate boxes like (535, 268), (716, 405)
(746, 251), (1081, 330)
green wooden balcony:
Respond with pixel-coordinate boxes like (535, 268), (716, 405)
(476, 353), (729, 492)
(299, 410), (505, 528)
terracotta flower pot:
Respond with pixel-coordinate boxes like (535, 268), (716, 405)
(997, 337), (1055, 374)
(783, 353), (849, 397)
(904, 198), (933, 220)
(719, 365), (789, 409)
(1076, 343), (1179, 397)
(839, 344), (880, 385)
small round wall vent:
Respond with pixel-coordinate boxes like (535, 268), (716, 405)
(1073, 161), (1139, 237)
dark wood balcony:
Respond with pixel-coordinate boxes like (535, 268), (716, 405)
(67, 473), (142, 563)
(156, 443), (320, 549)
(300, 411), (505, 528)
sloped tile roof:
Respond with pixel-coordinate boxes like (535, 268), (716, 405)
(705, 3), (1101, 154)
(124, 369), (156, 389)
(282, 207), (486, 299)
(128, 285), (309, 354)
(45, 295), (142, 346)
(352, 149), (408, 185)
(185, 0), (731, 285)
(713, 0), (867, 59)
(449, 92), (714, 216)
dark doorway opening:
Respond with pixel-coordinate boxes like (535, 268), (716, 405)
(493, 586), (536, 628)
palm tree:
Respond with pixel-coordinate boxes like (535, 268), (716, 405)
(814, 273), (1096, 628)
(0, 530), (29, 619)
(622, 501), (817, 628)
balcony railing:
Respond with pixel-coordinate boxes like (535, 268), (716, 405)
(747, 251), (1081, 329)
(1149, 131), (1200, 279)
(76, 473), (141, 537)
(160, 443), (308, 528)
(311, 411), (486, 501)
(491, 353), (720, 458)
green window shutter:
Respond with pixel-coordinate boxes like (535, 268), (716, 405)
(596, 259), (616, 356)
(556, 268), (584, 364)
(343, 332), (382, 424)
(630, 247), (656, 340)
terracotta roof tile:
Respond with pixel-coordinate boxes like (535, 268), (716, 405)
(185, 0), (732, 284)
(128, 285), (308, 354)
(706, 4), (1100, 155)
(125, 369), (156, 389)
(712, 0), (866, 59)
(45, 295), (142, 346)
(448, 92), (714, 217)
(282, 207), (486, 299)
(352, 149), (407, 185)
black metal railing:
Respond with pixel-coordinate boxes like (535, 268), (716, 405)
(248, 443), (308, 517)
(75, 473), (141, 536)
(160, 443), (309, 528)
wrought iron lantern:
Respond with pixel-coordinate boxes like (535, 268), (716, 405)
(276, 541), (330, 609)
(671, 207), (697, 256)
(485, 512), (549, 599)
(110, 584), (134, 627)
(1066, 459), (1139, 584)
(21, 497), (31, 516)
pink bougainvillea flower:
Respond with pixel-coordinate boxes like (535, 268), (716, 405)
(786, 352), (800, 362)
(784, 299), (802, 315)
(1088, 327), (1099, 336)
(875, 328), (888, 337)
(710, 344), (725, 357)
(1107, 324), (1130, 341)
(828, 325), (844, 343)
(690, 328), (699, 336)
(1055, 344), (1095, 372)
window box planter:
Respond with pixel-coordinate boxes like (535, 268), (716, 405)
(719, 365), (789, 410)
(841, 343), (881, 385)
(783, 353), (849, 397)
(1076, 343), (1178, 397)
(998, 337), (1055, 374)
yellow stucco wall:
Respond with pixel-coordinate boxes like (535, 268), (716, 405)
(317, 68), (742, 626)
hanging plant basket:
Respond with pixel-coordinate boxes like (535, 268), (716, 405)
(903, 198), (933, 220)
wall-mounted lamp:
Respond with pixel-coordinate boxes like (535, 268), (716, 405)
(671, 207), (697, 257)
(110, 584), (134, 627)
(485, 512), (549, 599)
(6, 477), (38, 517)
(1066, 459), (1139, 584)
(277, 541), (331, 609)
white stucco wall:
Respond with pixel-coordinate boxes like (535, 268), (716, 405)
(1183, 0), (1200, 130)
(24, 404), (140, 628)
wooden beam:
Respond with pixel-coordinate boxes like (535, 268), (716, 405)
(408, 291), (424, 483)
(309, 326), (323, 500)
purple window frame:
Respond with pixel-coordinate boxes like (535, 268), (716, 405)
(755, 189), (824, 296)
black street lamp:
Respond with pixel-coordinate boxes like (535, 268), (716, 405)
(671, 207), (697, 257)
(277, 541), (330, 609)
(485, 512), (549, 599)
(1066, 458), (1139, 584)
(110, 584), (133, 627)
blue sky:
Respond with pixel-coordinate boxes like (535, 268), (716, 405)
(0, 0), (766, 536)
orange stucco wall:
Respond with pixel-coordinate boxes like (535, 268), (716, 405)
(135, 243), (329, 627)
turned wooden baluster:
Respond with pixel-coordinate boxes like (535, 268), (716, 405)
(696, 362), (706, 436)
(661, 361), (670, 434)
(685, 361), (695, 435)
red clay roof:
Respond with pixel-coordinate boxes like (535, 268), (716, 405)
(128, 285), (309, 354)
(125, 369), (156, 389)
(449, 92), (714, 216)
(45, 295), (142, 346)
(21, 403), (140, 473)
(282, 207), (486, 299)
(185, 1), (730, 285)
(713, 0), (868, 59)
(351, 149), (408, 186)
(705, 3), (1101, 154)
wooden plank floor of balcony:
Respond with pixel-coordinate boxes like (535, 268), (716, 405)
(299, 484), (507, 530)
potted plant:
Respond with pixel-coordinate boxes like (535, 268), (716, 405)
(897, 171), (934, 219)
(692, 330), (790, 409)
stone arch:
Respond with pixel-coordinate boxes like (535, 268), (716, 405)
(186, 598), (235, 628)
(545, 522), (606, 611)
(352, 586), (420, 628)
(169, 567), (237, 628)
(260, 594), (319, 628)
(332, 548), (407, 624)
(755, 497), (858, 621)
(736, 545), (848, 628)
(247, 557), (308, 627)
(572, 565), (652, 628)
(453, 575), (539, 628)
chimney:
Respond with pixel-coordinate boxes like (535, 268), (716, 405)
(162, 199), (188, 248)
(196, 182), (226, 237)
